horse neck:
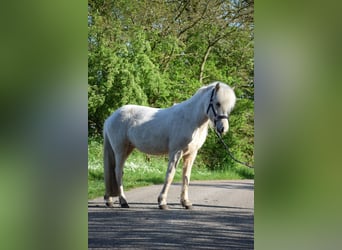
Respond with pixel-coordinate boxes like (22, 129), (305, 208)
(178, 86), (211, 128)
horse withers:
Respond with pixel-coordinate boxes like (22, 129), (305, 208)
(103, 81), (236, 209)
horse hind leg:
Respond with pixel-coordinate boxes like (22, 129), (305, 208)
(104, 130), (134, 208)
(115, 145), (134, 208)
(115, 158), (129, 208)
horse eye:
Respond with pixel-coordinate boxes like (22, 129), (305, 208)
(216, 102), (221, 107)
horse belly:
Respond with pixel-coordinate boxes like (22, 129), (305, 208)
(136, 144), (168, 155)
(128, 128), (169, 155)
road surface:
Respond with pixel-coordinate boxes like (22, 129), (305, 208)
(88, 180), (254, 249)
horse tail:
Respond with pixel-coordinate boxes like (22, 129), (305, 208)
(103, 127), (120, 202)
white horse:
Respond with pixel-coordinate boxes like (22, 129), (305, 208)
(103, 81), (236, 209)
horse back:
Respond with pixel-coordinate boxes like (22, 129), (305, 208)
(105, 105), (171, 155)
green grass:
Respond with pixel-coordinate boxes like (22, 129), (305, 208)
(88, 138), (254, 200)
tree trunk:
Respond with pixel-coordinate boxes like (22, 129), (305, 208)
(199, 45), (212, 84)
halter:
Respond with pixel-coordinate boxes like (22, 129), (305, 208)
(206, 87), (229, 125)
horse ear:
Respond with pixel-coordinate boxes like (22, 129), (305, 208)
(215, 83), (220, 91)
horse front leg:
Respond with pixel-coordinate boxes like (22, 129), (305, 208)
(158, 150), (183, 210)
(180, 151), (197, 209)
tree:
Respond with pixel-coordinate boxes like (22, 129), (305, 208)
(88, 0), (254, 170)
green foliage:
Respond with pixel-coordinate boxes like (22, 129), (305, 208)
(88, 0), (254, 171)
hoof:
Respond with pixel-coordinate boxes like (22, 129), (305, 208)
(181, 200), (193, 210)
(119, 197), (129, 208)
(105, 201), (114, 207)
(158, 196), (168, 210)
(120, 203), (130, 208)
(159, 204), (169, 210)
(105, 196), (115, 207)
(184, 204), (193, 210)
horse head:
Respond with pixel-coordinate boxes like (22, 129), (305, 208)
(206, 82), (236, 135)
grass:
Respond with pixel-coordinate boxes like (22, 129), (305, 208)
(88, 138), (254, 200)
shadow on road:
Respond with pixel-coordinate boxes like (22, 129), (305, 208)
(89, 206), (254, 249)
(89, 180), (254, 249)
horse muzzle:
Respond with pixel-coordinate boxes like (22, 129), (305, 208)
(215, 116), (229, 135)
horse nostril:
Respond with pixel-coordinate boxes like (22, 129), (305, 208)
(218, 127), (224, 134)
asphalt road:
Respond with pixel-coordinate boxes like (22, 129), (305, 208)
(88, 180), (254, 249)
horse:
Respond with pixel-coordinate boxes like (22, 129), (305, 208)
(103, 81), (236, 209)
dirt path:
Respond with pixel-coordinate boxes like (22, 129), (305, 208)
(88, 180), (254, 249)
